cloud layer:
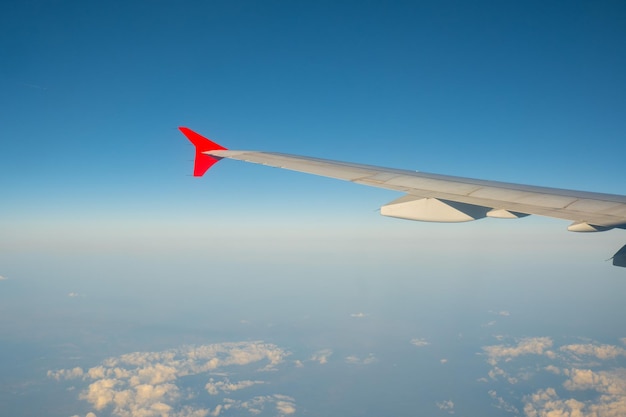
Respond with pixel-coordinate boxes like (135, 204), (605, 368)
(482, 337), (626, 417)
(49, 341), (293, 417)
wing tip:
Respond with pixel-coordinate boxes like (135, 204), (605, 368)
(179, 127), (227, 176)
(178, 127), (227, 151)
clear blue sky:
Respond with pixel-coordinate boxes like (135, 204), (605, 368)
(1, 2), (626, 416)
(2, 0), (626, 258)
(2, 0), (626, 238)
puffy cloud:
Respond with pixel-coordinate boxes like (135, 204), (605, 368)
(561, 344), (626, 360)
(310, 349), (332, 365)
(134, 383), (179, 407)
(488, 367), (518, 385)
(68, 292), (83, 297)
(223, 394), (296, 416)
(0, 275), (7, 281)
(276, 401), (296, 414)
(345, 356), (359, 364)
(523, 380), (626, 417)
(135, 363), (178, 385)
(205, 379), (264, 395)
(50, 341), (291, 417)
(545, 365), (561, 375)
(483, 337), (553, 365)
(436, 400), (454, 414)
(410, 338), (430, 347)
(483, 338), (601, 385)
(483, 337), (626, 417)
(174, 407), (210, 417)
(345, 354), (377, 365)
(564, 368), (626, 395)
(350, 312), (368, 318)
(100, 341), (287, 373)
(488, 310), (510, 317)
(440, 359), (448, 364)
(488, 390), (519, 414)
(87, 366), (107, 380)
(48, 367), (84, 381)
(209, 404), (223, 417)
(79, 378), (120, 410)
(275, 394), (297, 415)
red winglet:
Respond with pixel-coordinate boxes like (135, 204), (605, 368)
(179, 127), (228, 177)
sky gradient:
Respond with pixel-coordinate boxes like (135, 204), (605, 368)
(2, 1), (626, 416)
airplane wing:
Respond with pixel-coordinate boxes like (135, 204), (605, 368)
(179, 127), (626, 267)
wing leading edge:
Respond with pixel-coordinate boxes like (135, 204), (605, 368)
(179, 127), (626, 267)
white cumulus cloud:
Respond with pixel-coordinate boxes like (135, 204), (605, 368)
(561, 343), (626, 360)
(310, 349), (332, 364)
(410, 338), (430, 347)
(436, 399), (454, 414)
(48, 367), (84, 381)
(223, 394), (296, 416)
(544, 365), (561, 375)
(49, 341), (292, 417)
(488, 390), (519, 414)
(488, 310), (510, 317)
(205, 378), (264, 395)
(345, 353), (377, 365)
(275, 394), (297, 415)
(483, 337), (553, 365)
(483, 337), (626, 417)
(523, 378), (626, 417)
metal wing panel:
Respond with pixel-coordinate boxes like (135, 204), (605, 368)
(384, 176), (485, 196)
(216, 151), (382, 181)
(208, 150), (626, 227)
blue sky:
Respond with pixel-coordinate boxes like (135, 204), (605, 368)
(2, 0), (626, 247)
(2, 1), (626, 416)
(2, 0), (626, 265)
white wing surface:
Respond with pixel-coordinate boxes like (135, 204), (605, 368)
(179, 127), (626, 266)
